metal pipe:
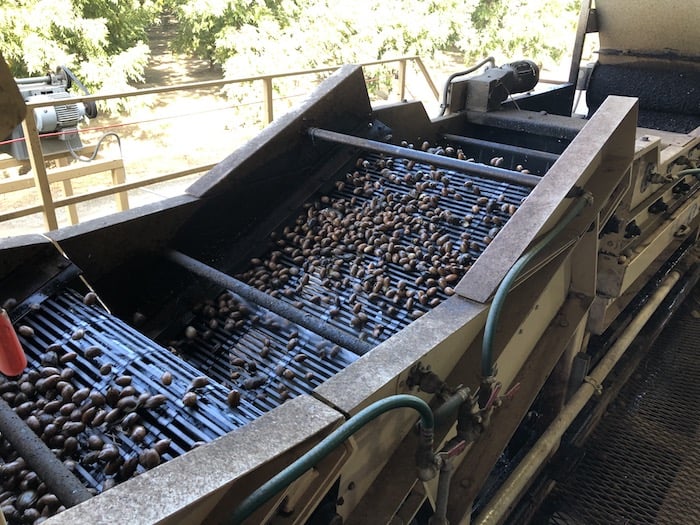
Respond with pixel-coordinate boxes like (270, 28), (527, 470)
(15, 75), (52, 85)
(438, 56), (496, 116)
(429, 457), (456, 525)
(307, 128), (541, 188)
(165, 250), (374, 356)
(0, 398), (92, 507)
(433, 387), (471, 427)
(474, 270), (681, 525)
(441, 134), (560, 164)
(228, 394), (435, 524)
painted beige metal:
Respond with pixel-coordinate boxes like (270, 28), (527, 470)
(474, 271), (681, 525)
(316, 296), (488, 520)
(590, 129), (700, 332)
(616, 128), (700, 209)
(596, 0), (700, 70)
(345, 252), (592, 524)
(492, 261), (570, 384)
(449, 298), (592, 525)
(598, 130), (699, 259)
(588, 227), (697, 335)
(599, 194), (700, 297)
(44, 395), (342, 525)
(456, 96), (638, 303)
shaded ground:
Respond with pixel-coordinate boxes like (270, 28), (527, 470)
(138, 14), (223, 88)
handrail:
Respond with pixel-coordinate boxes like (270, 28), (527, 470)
(0, 56), (439, 233)
(23, 56), (438, 108)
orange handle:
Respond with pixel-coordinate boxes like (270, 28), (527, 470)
(0, 309), (27, 377)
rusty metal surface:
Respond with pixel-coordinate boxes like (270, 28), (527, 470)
(536, 301), (700, 524)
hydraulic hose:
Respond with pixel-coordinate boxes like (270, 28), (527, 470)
(228, 394), (435, 524)
(677, 168), (700, 177)
(481, 195), (591, 377)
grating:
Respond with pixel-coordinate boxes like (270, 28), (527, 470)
(170, 289), (358, 414)
(536, 302), (700, 524)
(235, 150), (533, 347)
(162, 145), (535, 427)
(11, 289), (257, 492)
(167, 147), (535, 410)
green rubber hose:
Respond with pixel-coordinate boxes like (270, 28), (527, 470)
(228, 394), (434, 524)
(481, 195), (591, 377)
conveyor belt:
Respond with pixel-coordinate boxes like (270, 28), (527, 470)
(587, 64), (700, 133)
(171, 289), (358, 412)
(169, 147), (535, 389)
(10, 290), (250, 492)
(234, 150), (533, 347)
(536, 299), (700, 524)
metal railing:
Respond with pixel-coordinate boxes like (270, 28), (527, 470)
(0, 56), (439, 233)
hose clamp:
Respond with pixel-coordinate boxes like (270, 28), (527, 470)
(583, 375), (603, 395)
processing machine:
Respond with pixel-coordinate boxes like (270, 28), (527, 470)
(0, 0), (698, 524)
(0, 66), (97, 161)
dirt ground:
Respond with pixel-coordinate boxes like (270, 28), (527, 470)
(0, 16), (559, 238)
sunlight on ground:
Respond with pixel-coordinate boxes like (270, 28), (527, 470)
(0, 20), (587, 238)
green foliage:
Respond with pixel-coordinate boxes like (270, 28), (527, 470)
(0, 0), (160, 92)
(170, 0), (256, 64)
(170, 0), (581, 80)
(460, 0), (581, 70)
(1, 0), (583, 100)
(174, 0), (468, 75)
(73, 0), (160, 54)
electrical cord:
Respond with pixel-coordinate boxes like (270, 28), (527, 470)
(67, 131), (123, 163)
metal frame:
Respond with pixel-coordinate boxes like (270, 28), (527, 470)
(1, 60), (692, 525)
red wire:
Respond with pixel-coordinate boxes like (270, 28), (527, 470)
(0, 87), (323, 148)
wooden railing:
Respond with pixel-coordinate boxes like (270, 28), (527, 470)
(0, 56), (439, 233)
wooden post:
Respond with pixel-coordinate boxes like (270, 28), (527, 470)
(414, 57), (440, 101)
(262, 77), (274, 124)
(21, 111), (58, 230)
(111, 161), (129, 211)
(397, 59), (407, 101)
(55, 157), (79, 225)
